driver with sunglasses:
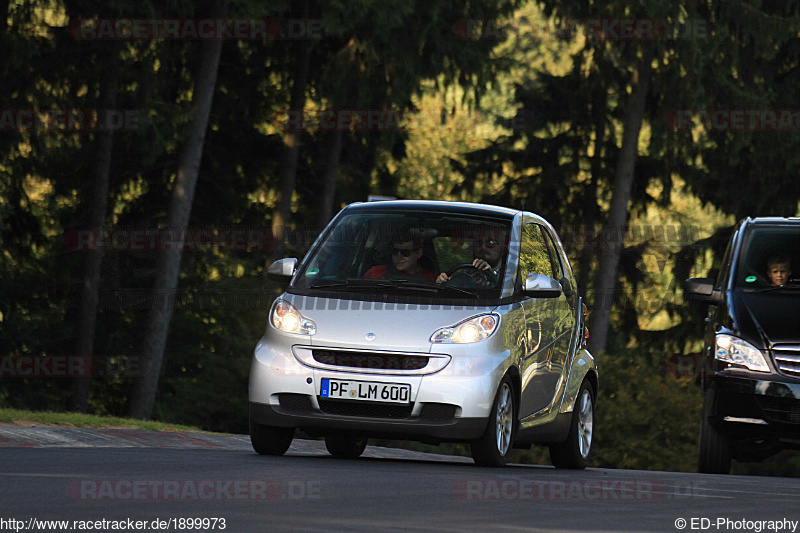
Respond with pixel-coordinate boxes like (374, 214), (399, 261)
(363, 229), (437, 282)
(436, 231), (505, 285)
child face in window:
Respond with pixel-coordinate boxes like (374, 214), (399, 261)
(768, 262), (791, 286)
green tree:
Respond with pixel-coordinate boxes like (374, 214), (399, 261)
(129, 0), (225, 419)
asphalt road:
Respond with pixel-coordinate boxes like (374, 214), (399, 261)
(1, 428), (799, 532)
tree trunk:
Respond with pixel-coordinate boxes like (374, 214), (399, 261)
(0, 0), (8, 33)
(587, 49), (654, 356)
(271, 2), (312, 261)
(578, 81), (607, 297)
(128, 7), (224, 419)
(317, 128), (344, 227)
(70, 57), (119, 412)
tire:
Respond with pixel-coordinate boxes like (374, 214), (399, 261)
(698, 388), (731, 474)
(471, 377), (515, 467)
(325, 435), (368, 459)
(549, 381), (594, 469)
(249, 418), (294, 456)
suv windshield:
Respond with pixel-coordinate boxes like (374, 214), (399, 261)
(735, 224), (800, 289)
(291, 208), (512, 301)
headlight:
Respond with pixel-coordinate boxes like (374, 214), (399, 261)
(715, 334), (769, 372)
(271, 299), (316, 335)
(431, 314), (499, 344)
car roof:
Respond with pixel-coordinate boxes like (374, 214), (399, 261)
(343, 200), (521, 220)
(742, 217), (800, 226)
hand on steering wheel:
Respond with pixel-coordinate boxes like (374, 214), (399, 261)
(441, 261), (496, 286)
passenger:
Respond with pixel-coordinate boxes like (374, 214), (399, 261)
(766, 256), (792, 286)
(363, 229), (437, 282)
(436, 230), (505, 285)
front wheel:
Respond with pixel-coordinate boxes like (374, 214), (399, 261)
(249, 418), (294, 456)
(698, 388), (731, 474)
(549, 381), (594, 469)
(325, 435), (368, 459)
(471, 377), (515, 467)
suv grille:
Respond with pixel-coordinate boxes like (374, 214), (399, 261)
(772, 345), (800, 377)
(312, 349), (428, 370)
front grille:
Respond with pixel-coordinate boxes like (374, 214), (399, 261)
(278, 393), (313, 412)
(772, 346), (800, 377)
(318, 399), (413, 419)
(312, 349), (428, 370)
(419, 403), (457, 420)
(756, 395), (800, 425)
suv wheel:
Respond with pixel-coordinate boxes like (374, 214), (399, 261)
(549, 381), (594, 469)
(698, 388), (731, 474)
(325, 435), (368, 459)
(471, 377), (515, 467)
(249, 418), (294, 455)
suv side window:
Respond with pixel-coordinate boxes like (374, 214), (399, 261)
(519, 223), (556, 283)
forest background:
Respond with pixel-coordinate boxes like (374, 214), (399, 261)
(2, 0), (799, 476)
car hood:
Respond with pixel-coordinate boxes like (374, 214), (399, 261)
(734, 290), (800, 346)
(283, 294), (495, 352)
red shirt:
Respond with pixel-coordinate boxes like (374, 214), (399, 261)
(363, 264), (437, 282)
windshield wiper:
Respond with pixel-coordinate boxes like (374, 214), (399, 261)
(310, 279), (395, 290)
(309, 278), (479, 297)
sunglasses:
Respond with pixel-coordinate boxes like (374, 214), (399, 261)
(392, 247), (416, 257)
(477, 239), (500, 248)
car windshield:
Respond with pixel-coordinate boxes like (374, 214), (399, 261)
(735, 224), (800, 290)
(291, 207), (512, 301)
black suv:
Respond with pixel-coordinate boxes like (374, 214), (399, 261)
(684, 217), (800, 474)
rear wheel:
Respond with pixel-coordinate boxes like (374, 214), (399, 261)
(471, 377), (515, 467)
(325, 435), (368, 459)
(698, 388), (731, 474)
(549, 381), (594, 469)
(249, 418), (294, 456)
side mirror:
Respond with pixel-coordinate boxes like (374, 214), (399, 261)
(523, 273), (562, 298)
(268, 258), (297, 280)
(683, 277), (722, 305)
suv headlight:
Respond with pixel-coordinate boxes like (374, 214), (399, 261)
(431, 314), (499, 344)
(271, 299), (316, 335)
(715, 334), (769, 372)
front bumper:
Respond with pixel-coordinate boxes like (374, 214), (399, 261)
(248, 325), (514, 443)
(249, 400), (487, 441)
(707, 373), (800, 448)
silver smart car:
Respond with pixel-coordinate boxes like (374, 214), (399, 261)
(249, 200), (597, 467)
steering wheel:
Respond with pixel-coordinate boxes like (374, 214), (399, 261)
(446, 263), (496, 286)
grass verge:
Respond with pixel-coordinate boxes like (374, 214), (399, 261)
(0, 408), (200, 432)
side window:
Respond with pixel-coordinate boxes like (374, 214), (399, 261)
(519, 223), (555, 283)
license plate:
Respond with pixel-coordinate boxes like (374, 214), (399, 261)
(320, 378), (411, 404)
